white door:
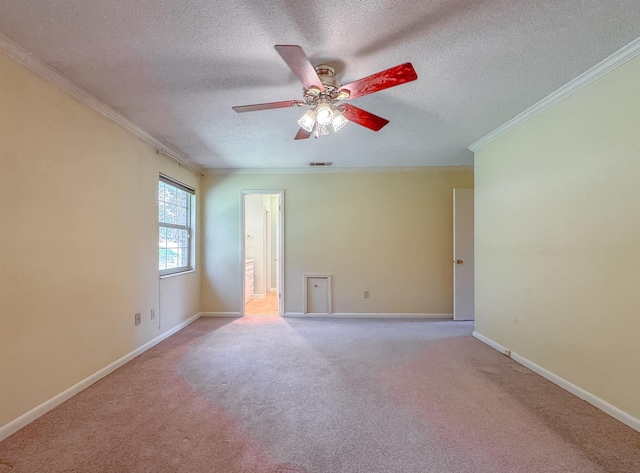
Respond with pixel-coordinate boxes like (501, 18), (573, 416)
(453, 188), (474, 321)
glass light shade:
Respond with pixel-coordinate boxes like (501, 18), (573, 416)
(332, 108), (349, 132)
(297, 109), (316, 132)
(315, 102), (333, 126)
(314, 122), (329, 138)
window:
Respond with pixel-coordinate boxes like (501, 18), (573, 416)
(158, 175), (195, 275)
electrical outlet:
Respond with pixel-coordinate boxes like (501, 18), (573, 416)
(364, 291), (369, 299)
(134, 313), (141, 326)
(150, 309), (155, 320)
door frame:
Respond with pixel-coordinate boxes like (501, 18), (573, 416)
(240, 190), (284, 316)
(265, 207), (272, 292)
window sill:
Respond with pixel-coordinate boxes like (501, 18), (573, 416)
(160, 269), (196, 279)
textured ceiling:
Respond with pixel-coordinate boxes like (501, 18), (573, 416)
(0, 1), (639, 170)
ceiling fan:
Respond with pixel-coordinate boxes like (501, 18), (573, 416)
(232, 45), (418, 140)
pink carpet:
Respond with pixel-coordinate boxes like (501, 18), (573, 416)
(1, 316), (639, 472)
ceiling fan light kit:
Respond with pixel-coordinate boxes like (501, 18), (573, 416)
(232, 45), (418, 140)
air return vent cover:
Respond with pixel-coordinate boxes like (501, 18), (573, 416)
(309, 162), (332, 167)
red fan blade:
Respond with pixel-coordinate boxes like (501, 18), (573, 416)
(275, 45), (325, 92)
(338, 63), (417, 100)
(341, 104), (389, 131)
(294, 128), (312, 140)
(232, 100), (304, 113)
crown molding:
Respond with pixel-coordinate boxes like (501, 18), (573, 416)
(469, 36), (640, 152)
(204, 165), (474, 175)
(0, 33), (202, 174)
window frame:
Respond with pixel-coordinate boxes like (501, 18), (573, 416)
(158, 174), (195, 277)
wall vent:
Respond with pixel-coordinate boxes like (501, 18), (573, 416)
(309, 162), (332, 167)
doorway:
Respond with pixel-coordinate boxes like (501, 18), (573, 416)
(241, 191), (284, 316)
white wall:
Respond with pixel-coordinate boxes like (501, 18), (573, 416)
(202, 170), (474, 316)
(474, 53), (640, 421)
(0, 51), (201, 431)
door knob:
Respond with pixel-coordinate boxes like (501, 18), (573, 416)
(456, 259), (463, 264)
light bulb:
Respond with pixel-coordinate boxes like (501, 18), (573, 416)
(297, 109), (316, 132)
(336, 89), (350, 100)
(316, 102), (333, 126)
(332, 108), (349, 132)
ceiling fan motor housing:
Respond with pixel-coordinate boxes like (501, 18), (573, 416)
(314, 64), (341, 91)
(303, 64), (348, 106)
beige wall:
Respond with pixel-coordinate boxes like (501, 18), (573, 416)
(474, 54), (640, 419)
(0, 51), (201, 428)
(202, 170), (473, 315)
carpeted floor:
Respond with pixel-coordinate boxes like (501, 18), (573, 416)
(1, 316), (639, 472)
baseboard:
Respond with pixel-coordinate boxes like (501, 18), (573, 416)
(250, 293), (266, 299)
(0, 313), (202, 442)
(285, 312), (453, 319)
(472, 331), (640, 433)
(199, 312), (242, 318)
(472, 331), (511, 356)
